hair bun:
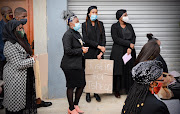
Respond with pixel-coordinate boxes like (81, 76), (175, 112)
(147, 33), (154, 40)
(62, 10), (74, 20)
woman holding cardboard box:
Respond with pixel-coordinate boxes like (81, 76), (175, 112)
(82, 6), (106, 103)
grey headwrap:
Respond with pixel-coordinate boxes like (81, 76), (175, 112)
(132, 60), (163, 85)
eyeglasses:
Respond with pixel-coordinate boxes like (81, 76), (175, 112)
(156, 79), (164, 81)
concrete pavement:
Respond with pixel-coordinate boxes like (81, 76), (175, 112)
(0, 93), (127, 114)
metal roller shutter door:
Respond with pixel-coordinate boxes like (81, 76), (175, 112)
(68, 0), (180, 72)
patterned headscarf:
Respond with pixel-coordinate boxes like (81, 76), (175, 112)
(132, 60), (163, 85)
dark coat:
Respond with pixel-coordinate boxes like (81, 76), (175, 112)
(110, 21), (136, 75)
(140, 92), (170, 114)
(82, 19), (106, 59)
(60, 28), (84, 70)
(156, 54), (168, 73)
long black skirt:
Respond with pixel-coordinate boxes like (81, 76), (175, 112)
(24, 67), (37, 114)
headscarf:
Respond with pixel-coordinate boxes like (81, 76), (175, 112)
(116, 9), (127, 20)
(2, 20), (33, 55)
(132, 60), (163, 85)
(87, 6), (97, 17)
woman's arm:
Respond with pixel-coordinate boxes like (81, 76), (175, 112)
(62, 33), (83, 56)
(4, 42), (34, 70)
(111, 24), (131, 47)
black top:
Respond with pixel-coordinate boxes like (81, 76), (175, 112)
(140, 92), (170, 114)
(91, 26), (97, 42)
(82, 19), (106, 59)
(122, 26), (132, 40)
(60, 28), (84, 70)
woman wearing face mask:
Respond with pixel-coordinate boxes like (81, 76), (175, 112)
(110, 9), (136, 98)
(122, 60), (170, 114)
(82, 6), (106, 103)
(61, 11), (88, 114)
(2, 20), (37, 114)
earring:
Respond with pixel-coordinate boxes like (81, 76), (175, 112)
(151, 87), (154, 94)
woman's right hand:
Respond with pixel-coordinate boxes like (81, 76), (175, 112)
(127, 48), (132, 55)
(31, 55), (37, 61)
(130, 43), (134, 49)
(97, 45), (106, 53)
(82, 47), (89, 54)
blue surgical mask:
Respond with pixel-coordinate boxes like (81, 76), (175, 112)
(73, 23), (81, 31)
(90, 15), (97, 21)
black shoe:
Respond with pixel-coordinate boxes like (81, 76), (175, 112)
(86, 93), (91, 103)
(37, 101), (52, 108)
(0, 105), (4, 109)
(114, 92), (121, 98)
(94, 94), (101, 102)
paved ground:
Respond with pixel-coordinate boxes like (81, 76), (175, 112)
(0, 93), (127, 114)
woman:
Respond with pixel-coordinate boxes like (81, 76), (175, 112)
(146, 33), (168, 73)
(2, 20), (37, 114)
(145, 34), (180, 100)
(122, 60), (170, 114)
(82, 6), (106, 103)
(110, 9), (136, 98)
(61, 11), (88, 114)
(135, 39), (161, 65)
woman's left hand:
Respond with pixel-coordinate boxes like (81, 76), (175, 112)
(97, 52), (103, 60)
(127, 48), (132, 55)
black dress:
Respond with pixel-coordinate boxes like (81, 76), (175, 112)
(61, 28), (86, 88)
(82, 19), (106, 59)
(110, 21), (136, 93)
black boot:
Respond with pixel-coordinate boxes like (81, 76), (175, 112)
(86, 93), (91, 103)
(94, 93), (101, 102)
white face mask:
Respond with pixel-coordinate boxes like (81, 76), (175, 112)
(122, 16), (129, 23)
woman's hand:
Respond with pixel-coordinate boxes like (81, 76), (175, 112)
(97, 52), (103, 60)
(97, 45), (106, 53)
(127, 48), (132, 55)
(130, 43), (134, 49)
(82, 47), (89, 54)
(31, 55), (37, 61)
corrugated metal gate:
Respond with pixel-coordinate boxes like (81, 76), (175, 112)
(68, 0), (180, 72)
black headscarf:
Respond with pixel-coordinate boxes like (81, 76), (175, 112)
(116, 9), (127, 20)
(87, 6), (97, 17)
(2, 20), (33, 55)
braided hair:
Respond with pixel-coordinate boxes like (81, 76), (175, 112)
(122, 82), (149, 114)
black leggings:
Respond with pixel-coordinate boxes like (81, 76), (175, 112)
(67, 87), (84, 111)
